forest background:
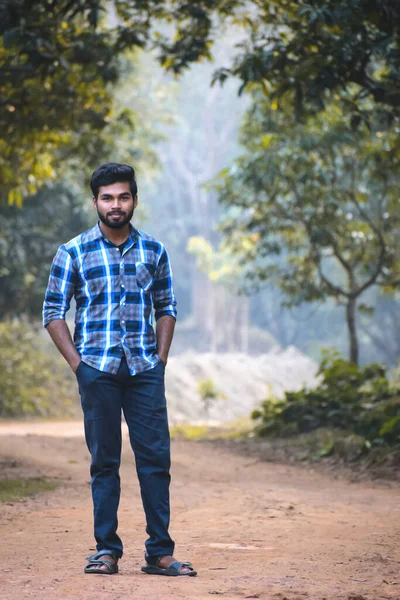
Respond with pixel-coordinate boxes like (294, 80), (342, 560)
(0, 0), (399, 448)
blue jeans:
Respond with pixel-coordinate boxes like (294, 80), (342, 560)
(76, 358), (174, 559)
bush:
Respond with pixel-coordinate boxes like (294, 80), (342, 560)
(252, 350), (400, 447)
(197, 378), (226, 416)
(0, 320), (79, 417)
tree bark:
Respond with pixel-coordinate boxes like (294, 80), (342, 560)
(346, 297), (359, 365)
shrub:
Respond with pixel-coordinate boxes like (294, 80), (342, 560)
(252, 350), (400, 447)
(197, 378), (226, 416)
(0, 320), (78, 417)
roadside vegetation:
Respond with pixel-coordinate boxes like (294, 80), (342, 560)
(0, 321), (79, 418)
(0, 477), (57, 503)
(252, 351), (400, 447)
(247, 352), (400, 475)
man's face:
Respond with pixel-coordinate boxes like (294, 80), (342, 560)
(94, 181), (138, 229)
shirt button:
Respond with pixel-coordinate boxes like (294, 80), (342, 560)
(121, 284), (125, 288)
(122, 320), (125, 324)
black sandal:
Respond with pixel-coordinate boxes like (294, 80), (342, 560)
(84, 552), (119, 575)
(141, 555), (197, 577)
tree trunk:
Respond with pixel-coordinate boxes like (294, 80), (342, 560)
(346, 297), (359, 364)
(240, 296), (249, 353)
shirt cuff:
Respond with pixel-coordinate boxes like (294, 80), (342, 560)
(43, 311), (66, 328)
(154, 306), (177, 321)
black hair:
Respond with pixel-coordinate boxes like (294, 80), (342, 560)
(90, 163), (138, 199)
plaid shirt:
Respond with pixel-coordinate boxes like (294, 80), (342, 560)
(43, 222), (177, 375)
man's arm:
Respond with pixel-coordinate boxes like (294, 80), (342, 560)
(46, 319), (81, 373)
(43, 245), (79, 372)
(156, 315), (176, 366)
(152, 245), (177, 366)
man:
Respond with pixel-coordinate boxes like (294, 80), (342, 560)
(43, 162), (196, 577)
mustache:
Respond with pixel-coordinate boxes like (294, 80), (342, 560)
(107, 211), (125, 216)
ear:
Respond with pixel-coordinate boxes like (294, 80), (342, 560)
(133, 194), (139, 209)
(92, 196), (97, 208)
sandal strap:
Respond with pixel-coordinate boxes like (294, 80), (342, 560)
(146, 554), (192, 568)
(86, 551), (119, 561)
(170, 561), (194, 573)
(86, 559), (114, 566)
(85, 558), (117, 573)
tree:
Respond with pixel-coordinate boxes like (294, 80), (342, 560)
(0, 48), (171, 319)
(0, 0), (124, 201)
(5, 1), (399, 201)
(210, 1), (400, 122)
(0, 182), (90, 319)
(116, 1), (400, 123)
(187, 236), (250, 352)
(359, 290), (400, 365)
(138, 42), (246, 340)
(215, 96), (400, 364)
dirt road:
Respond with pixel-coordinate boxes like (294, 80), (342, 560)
(0, 422), (399, 600)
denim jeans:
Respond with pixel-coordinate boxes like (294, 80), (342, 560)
(76, 358), (174, 559)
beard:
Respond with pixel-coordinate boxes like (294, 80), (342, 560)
(97, 207), (134, 229)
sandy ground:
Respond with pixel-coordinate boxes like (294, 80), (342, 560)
(0, 421), (399, 600)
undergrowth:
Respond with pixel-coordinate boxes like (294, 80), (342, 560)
(251, 350), (400, 457)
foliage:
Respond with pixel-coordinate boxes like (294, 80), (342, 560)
(0, 3), (163, 202)
(210, 0), (400, 124)
(3, 0), (399, 200)
(0, 320), (78, 417)
(251, 350), (400, 447)
(139, 44), (247, 351)
(197, 378), (226, 415)
(198, 378), (221, 400)
(0, 0), (123, 200)
(0, 0), (234, 199)
(0, 478), (57, 503)
(0, 182), (91, 318)
(170, 418), (253, 440)
(116, 1), (400, 124)
(188, 236), (243, 286)
(359, 290), (400, 365)
(0, 48), (172, 318)
(215, 96), (400, 363)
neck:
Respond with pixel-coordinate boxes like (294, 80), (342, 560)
(99, 221), (130, 245)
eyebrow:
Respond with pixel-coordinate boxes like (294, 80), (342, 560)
(100, 193), (132, 198)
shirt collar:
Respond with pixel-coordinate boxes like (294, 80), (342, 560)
(86, 222), (140, 244)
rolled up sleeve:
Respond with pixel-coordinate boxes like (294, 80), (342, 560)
(43, 246), (76, 327)
(152, 246), (177, 321)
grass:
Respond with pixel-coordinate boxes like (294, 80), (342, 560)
(0, 477), (58, 502)
(173, 420), (400, 481)
(170, 417), (253, 441)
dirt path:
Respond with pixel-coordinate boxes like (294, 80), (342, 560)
(0, 422), (399, 600)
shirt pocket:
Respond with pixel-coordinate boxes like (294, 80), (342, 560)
(135, 262), (156, 292)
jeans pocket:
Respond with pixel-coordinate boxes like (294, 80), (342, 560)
(75, 360), (84, 377)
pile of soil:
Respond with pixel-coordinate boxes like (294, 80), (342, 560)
(165, 347), (318, 424)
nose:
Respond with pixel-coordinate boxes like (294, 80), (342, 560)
(111, 198), (122, 210)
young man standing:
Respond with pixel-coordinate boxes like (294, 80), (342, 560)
(43, 163), (196, 577)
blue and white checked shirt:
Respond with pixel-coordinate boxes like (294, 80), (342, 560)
(43, 222), (177, 375)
